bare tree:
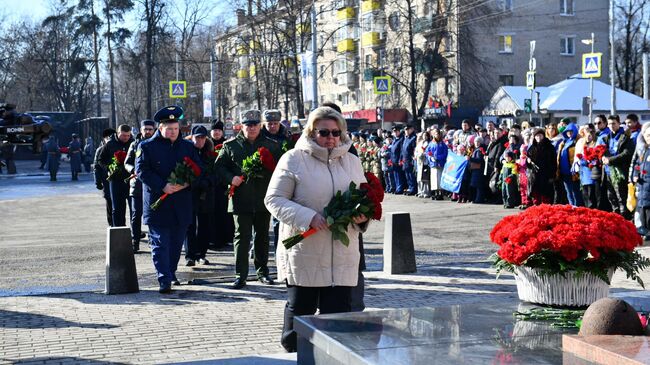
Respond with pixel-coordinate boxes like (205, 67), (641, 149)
(614, 0), (650, 96)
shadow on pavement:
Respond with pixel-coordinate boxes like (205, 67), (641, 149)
(0, 309), (117, 329)
(42, 284), (287, 306)
(7, 356), (124, 364)
(173, 354), (296, 365)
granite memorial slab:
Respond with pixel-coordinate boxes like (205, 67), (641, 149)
(295, 303), (580, 365)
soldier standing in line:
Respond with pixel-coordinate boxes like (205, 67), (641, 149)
(45, 136), (61, 181)
(401, 125), (418, 195)
(124, 120), (156, 252)
(94, 128), (116, 226)
(99, 124), (134, 227)
(68, 134), (83, 181)
(83, 136), (95, 173)
(136, 106), (201, 294)
(261, 109), (289, 250)
(215, 110), (282, 289)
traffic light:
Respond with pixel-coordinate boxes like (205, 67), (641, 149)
(376, 107), (383, 122)
(524, 99), (532, 113)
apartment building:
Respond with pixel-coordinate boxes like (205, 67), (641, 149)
(214, 0), (609, 125)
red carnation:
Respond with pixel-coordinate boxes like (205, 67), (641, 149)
(643, 170), (648, 175)
(635, 166), (641, 171)
(183, 156), (201, 177)
(504, 177), (512, 185)
(504, 142), (510, 148)
(59, 146), (70, 154)
(576, 153), (584, 160)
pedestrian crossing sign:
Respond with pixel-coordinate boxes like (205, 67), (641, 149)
(169, 81), (187, 98)
(373, 76), (391, 95)
(526, 71), (536, 90)
(582, 53), (602, 78)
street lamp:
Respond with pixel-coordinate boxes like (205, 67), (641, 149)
(581, 33), (595, 124)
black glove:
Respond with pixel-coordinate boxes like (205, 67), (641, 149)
(96, 182), (103, 190)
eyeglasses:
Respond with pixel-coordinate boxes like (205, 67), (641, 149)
(143, 128), (155, 132)
(316, 129), (342, 137)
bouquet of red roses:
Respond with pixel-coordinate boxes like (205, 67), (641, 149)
(107, 150), (128, 181)
(283, 172), (384, 249)
(228, 146), (276, 198)
(150, 157), (201, 210)
(490, 204), (650, 286)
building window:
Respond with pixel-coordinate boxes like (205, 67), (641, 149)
(388, 12), (400, 31)
(560, 0), (574, 15)
(342, 92), (350, 105)
(499, 75), (514, 86)
(498, 35), (513, 53)
(378, 48), (386, 66)
(336, 58), (347, 73)
(560, 36), (575, 55)
(365, 54), (372, 67)
(392, 48), (401, 67)
(500, 0), (513, 11)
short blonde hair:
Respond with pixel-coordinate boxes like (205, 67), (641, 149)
(303, 107), (350, 143)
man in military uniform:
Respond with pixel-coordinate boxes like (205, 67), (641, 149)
(94, 128), (116, 226)
(124, 120), (156, 252)
(262, 109), (289, 249)
(215, 109), (281, 289)
(136, 106), (201, 293)
(390, 125), (406, 194)
(401, 125), (417, 195)
(99, 124), (134, 227)
(45, 136), (61, 181)
(68, 134), (83, 181)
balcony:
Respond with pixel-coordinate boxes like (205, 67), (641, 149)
(413, 16), (447, 35)
(337, 7), (355, 21)
(236, 45), (248, 55)
(337, 39), (356, 53)
(237, 69), (249, 79)
(336, 72), (358, 89)
(361, 32), (382, 47)
(249, 40), (261, 51)
(361, 0), (380, 14)
(363, 68), (381, 81)
(296, 22), (310, 35)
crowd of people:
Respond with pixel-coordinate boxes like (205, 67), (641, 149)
(351, 113), (650, 237)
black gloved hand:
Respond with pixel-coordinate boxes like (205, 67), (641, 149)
(95, 182), (103, 190)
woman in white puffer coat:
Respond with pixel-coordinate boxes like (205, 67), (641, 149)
(264, 106), (369, 353)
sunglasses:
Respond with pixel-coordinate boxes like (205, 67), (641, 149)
(317, 129), (342, 137)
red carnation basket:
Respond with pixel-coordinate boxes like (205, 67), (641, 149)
(490, 204), (650, 306)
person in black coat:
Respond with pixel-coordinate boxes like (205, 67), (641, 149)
(526, 128), (557, 205)
(94, 128), (116, 226)
(184, 126), (216, 266)
(486, 128), (508, 203)
(209, 120), (234, 250)
(98, 124), (134, 227)
(602, 115), (635, 218)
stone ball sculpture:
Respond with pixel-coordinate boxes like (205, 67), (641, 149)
(579, 297), (644, 336)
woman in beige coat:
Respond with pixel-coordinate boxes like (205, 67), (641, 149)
(264, 106), (369, 352)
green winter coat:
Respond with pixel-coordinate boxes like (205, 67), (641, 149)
(215, 132), (281, 214)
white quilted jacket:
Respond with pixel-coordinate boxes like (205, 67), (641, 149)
(264, 136), (367, 287)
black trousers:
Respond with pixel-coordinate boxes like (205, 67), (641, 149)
(185, 211), (210, 260)
(281, 284), (352, 352)
(604, 175), (629, 217)
(582, 183), (601, 209)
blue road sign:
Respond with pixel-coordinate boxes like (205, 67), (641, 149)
(169, 81), (187, 98)
(582, 53), (602, 78)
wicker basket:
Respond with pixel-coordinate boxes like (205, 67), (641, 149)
(513, 266), (614, 306)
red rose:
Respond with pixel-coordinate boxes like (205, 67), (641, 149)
(114, 150), (127, 164)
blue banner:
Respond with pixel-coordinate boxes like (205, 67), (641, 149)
(440, 153), (468, 193)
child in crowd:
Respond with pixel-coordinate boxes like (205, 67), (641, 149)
(501, 151), (520, 208)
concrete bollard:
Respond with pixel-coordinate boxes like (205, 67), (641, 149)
(383, 212), (417, 274)
(105, 227), (139, 294)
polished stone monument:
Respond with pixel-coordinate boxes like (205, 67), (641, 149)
(295, 303), (582, 364)
(105, 227), (139, 294)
